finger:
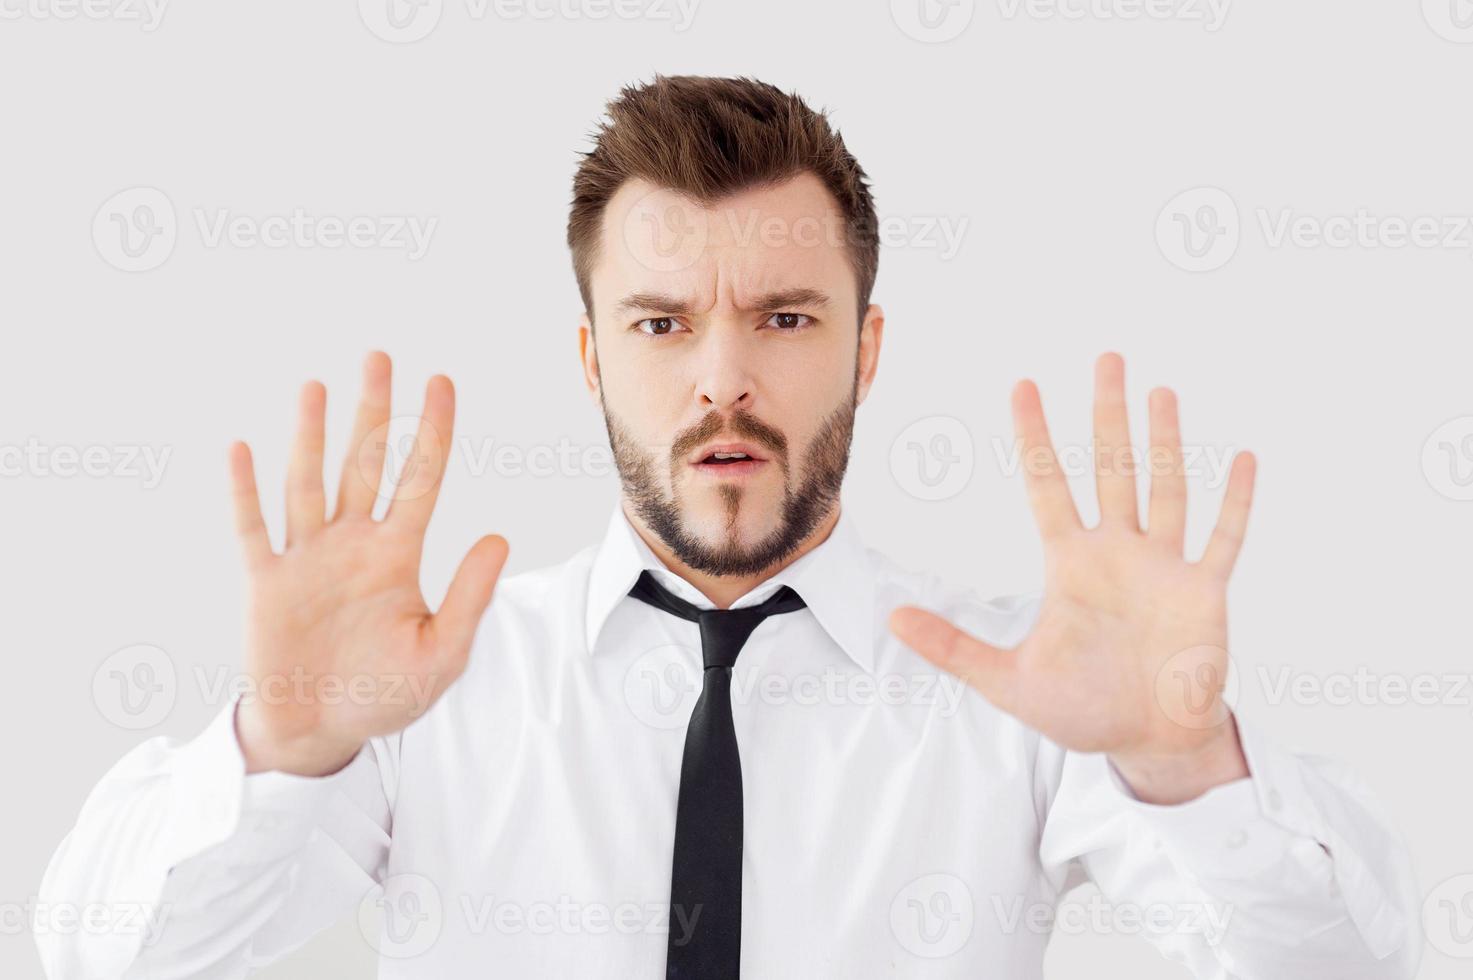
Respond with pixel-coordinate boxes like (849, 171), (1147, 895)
(285, 381), (328, 546)
(384, 375), (455, 533)
(889, 606), (1018, 712)
(1012, 379), (1083, 540)
(434, 534), (510, 658)
(335, 351), (393, 520)
(1093, 352), (1140, 528)
(228, 441), (273, 566)
(1146, 387), (1187, 553)
(1199, 451), (1256, 578)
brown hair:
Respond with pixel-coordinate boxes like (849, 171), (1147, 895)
(567, 74), (879, 327)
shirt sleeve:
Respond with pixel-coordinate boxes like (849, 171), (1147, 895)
(1036, 713), (1422, 979)
(34, 696), (396, 980)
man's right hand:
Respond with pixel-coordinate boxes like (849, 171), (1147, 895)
(228, 351), (509, 776)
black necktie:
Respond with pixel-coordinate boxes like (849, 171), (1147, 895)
(627, 568), (808, 980)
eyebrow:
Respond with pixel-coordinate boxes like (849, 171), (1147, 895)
(613, 288), (833, 317)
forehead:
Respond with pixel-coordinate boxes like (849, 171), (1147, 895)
(593, 171), (856, 311)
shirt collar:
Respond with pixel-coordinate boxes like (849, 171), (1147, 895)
(584, 498), (876, 673)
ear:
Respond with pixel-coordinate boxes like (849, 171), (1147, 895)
(856, 303), (885, 406)
(578, 312), (601, 406)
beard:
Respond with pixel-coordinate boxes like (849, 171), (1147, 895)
(599, 366), (858, 578)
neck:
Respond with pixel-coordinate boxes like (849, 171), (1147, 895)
(622, 500), (841, 609)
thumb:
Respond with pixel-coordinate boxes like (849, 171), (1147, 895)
(435, 534), (510, 656)
(889, 605), (1018, 710)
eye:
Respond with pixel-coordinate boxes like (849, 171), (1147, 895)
(634, 317), (685, 337)
(766, 312), (814, 331)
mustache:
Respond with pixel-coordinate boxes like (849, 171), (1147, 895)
(671, 409), (788, 464)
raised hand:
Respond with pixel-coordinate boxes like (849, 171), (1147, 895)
(890, 353), (1255, 804)
(230, 352), (509, 776)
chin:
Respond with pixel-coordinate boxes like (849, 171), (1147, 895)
(684, 502), (781, 541)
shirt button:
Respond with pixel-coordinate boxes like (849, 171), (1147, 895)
(1225, 829), (1249, 849)
(1267, 788), (1283, 811)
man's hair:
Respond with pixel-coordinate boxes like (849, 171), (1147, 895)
(567, 74), (878, 326)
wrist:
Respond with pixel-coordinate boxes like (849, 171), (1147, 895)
(1110, 718), (1249, 805)
(234, 700), (363, 777)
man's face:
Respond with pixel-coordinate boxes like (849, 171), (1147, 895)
(580, 172), (883, 577)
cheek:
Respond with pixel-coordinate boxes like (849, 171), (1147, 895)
(773, 339), (855, 402)
(601, 359), (686, 434)
(595, 341), (652, 402)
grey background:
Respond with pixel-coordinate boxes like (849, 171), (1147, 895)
(2, 0), (1471, 976)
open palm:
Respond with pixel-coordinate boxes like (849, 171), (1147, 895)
(231, 353), (509, 776)
(890, 353), (1255, 802)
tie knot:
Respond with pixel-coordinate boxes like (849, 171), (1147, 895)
(627, 569), (807, 670)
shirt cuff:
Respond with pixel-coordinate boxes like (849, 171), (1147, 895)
(1102, 716), (1406, 959)
(165, 695), (362, 866)
(1103, 714), (1324, 880)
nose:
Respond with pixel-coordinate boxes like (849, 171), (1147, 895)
(700, 387), (751, 412)
(693, 330), (756, 413)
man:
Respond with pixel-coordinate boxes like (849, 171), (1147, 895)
(37, 75), (1419, 978)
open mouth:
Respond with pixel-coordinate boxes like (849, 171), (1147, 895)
(692, 451), (767, 477)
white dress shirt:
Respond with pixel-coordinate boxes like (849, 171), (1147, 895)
(36, 498), (1421, 979)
